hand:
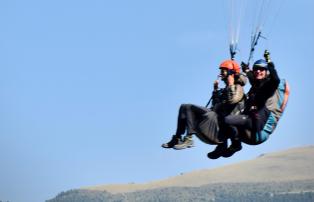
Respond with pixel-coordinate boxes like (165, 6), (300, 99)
(213, 80), (219, 90)
(264, 50), (271, 63)
(241, 62), (249, 72)
(227, 75), (234, 86)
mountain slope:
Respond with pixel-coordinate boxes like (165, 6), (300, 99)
(85, 145), (314, 194)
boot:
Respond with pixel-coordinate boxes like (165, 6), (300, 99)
(161, 135), (182, 148)
(207, 142), (227, 159)
(222, 140), (242, 158)
(173, 135), (194, 150)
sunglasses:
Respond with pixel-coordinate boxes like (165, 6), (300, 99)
(220, 69), (235, 76)
(253, 67), (267, 72)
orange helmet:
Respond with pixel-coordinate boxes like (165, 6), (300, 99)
(219, 60), (240, 74)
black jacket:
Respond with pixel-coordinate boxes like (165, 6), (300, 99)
(245, 62), (280, 114)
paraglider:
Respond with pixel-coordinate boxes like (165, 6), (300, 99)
(161, 0), (289, 158)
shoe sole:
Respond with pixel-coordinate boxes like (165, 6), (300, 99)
(207, 155), (221, 159)
(161, 145), (174, 149)
(173, 145), (195, 150)
(221, 148), (242, 157)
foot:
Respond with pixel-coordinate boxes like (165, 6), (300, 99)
(222, 141), (242, 158)
(173, 135), (194, 150)
(207, 142), (227, 159)
(161, 135), (182, 148)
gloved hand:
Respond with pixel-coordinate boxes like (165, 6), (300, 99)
(241, 62), (249, 72)
(264, 50), (271, 63)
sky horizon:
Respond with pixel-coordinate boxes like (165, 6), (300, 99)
(0, 1), (313, 202)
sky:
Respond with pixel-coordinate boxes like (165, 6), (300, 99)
(0, 0), (313, 202)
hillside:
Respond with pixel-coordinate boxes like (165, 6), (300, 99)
(85, 145), (314, 194)
(47, 145), (314, 202)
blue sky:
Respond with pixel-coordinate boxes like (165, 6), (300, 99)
(0, 0), (313, 202)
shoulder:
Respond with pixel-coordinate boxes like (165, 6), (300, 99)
(235, 73), (247, 86)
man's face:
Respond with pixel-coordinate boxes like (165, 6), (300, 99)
(220, 69), (228, 79)
(253, 67), (267, 80)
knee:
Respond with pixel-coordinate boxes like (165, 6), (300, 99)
(224, 115), (233, 125)
(180, 104), (192, 110)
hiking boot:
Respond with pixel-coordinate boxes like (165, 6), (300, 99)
(207, 142), (227, 159)
(173, 135), (194, 150)
(161, 135), (182, 148)
(222, 141), (242, 158)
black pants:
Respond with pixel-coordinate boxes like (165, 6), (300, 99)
(224, 107), (270, 144)
(224, 114), (252, 139)
(225, 114), (252, 129)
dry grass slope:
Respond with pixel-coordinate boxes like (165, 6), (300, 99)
(84, 145), (314, 194)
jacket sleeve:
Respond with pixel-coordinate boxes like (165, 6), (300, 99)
(226, 84), (244, 104)
(268, 62), (280, 84)
(246, 70), (255, 85)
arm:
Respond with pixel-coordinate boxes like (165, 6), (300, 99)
(241, 62), (254, 85)
(264, 50), (280, 86)
(246, 70), (255, 85)
(226, 84), (244, 104)
(226, 74), (244, 104)
(267, 62), (280, 84)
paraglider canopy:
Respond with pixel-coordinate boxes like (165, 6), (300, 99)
(223, 0), (286, 62)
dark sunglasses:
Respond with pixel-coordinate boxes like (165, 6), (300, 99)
(253, 67), (267, 71)
(220, 69), (235, 75)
